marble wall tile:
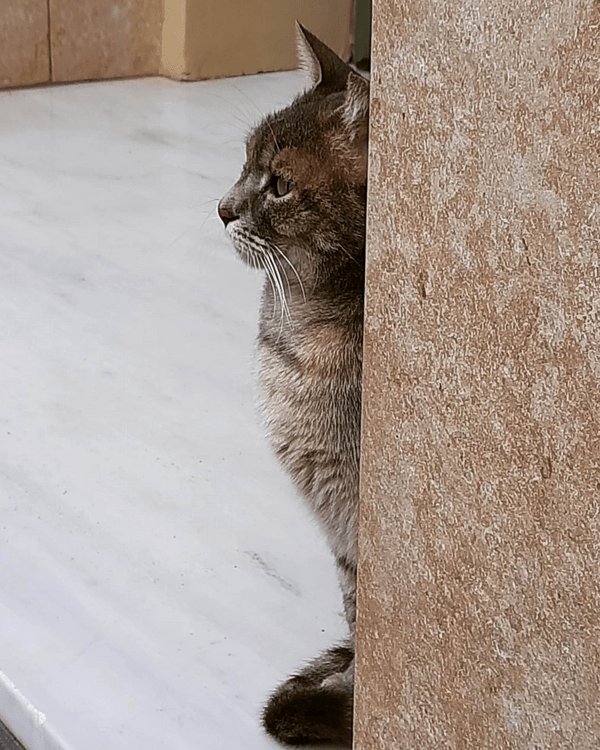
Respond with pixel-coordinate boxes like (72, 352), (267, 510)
(49, 0), (161, 83)
(356, 0), (600, 747)
(0, 0), (50, 88)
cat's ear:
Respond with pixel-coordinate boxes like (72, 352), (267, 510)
(340, 71), (370, 179)
(342, 71), (370, 133)
(344, 70), (369, 127)
(295, 22), (350, 91)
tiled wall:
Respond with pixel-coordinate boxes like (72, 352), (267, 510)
(0, 0), (353, 89)
(49, 0), (162, 83)
(0, 1), (51, 88)
(0, 0), (161, 89)
(161, 0), (353, 81)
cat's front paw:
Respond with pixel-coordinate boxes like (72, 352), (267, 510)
(262, 677), (353, 747)
(262, 645), (354, 747)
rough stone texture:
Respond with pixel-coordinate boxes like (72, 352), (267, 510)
(356, 1), (600, 748)
(49, 0), (161, 83)
(0, 0), (50, 89)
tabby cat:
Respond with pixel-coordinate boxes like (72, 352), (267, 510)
(218, 24), (369, 746)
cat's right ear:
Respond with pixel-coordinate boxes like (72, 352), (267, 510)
(342, 71), (370, 135)
(295, 22), (350, 91)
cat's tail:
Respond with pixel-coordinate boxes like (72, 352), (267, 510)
(262, 643), (354, 747)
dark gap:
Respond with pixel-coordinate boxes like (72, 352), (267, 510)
(0, 720), (27, 750)
(47, 0), (54, 81)
(353, 0), (372, 69)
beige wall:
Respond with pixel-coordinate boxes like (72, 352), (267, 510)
(0, 0), (161, 88)
(0, 0), (353, 89)
(161, 0), (353, 81)
(356, 0), (600, 748)
(0, 0), (50, 88)
(49, 0), (162, 83)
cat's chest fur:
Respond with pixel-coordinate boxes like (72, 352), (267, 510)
(256, 282), (363, 560)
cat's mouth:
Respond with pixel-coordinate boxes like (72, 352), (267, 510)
(228, 234), (258, 269)
(227, 223), (305, 312)
(227, 224), (270, 270)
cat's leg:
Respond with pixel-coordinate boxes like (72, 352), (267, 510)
(335, 554), (357, 638)
(263, 558), (357, 746)
(309, 553), (357, 707)
(262, 643), (354, 746)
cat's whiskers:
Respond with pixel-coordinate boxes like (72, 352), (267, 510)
(241, 230), (294, 327)
(203, 91), (254, 130)
(263, 250), (291, 331)
(269, 253), (293, 335)
(191, 197), (219, 210)
(334, 241), (362, 268)
(228, 82), (281, 154)
(250, 235), (303, 304)
(198, 210), (221, 234)
(271, 244), (306, 302)
(262, 255), (284, 332)
(265, 119), (281, 154)
(164, 230), (188, 251)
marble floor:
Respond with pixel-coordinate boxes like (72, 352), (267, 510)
(0, 73), (347, 750)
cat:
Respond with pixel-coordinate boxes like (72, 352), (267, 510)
(218, 24), (369, 747)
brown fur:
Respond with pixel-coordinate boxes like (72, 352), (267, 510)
(218, 24), (369, 747)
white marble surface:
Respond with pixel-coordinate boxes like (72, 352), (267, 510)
(0, 73), (346, 750)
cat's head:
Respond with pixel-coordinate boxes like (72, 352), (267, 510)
(218, 24), (369, 287)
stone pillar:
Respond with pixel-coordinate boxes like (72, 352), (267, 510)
(356, 1), (600, 748)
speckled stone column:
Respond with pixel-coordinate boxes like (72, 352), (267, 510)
(356, 1), (600, 748)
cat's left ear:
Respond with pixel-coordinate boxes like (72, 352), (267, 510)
(342, 71), (370, 140)
(295, 21), (350, 91)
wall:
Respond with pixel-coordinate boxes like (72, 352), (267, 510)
(1, 1), (353, 89)
(0, 0), (161, 88)
(161, 0), (353, 81)
(49, 0), (162, 82)
(0, 1), (50, 88)
(356, 1), (600, 748)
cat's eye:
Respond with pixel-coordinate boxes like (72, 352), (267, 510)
(272, 175), (294, 197)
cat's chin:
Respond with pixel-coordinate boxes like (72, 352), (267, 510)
(229, 240), (263, 270)
(224, 229), (264, 271)
(235, 248), (261, 269)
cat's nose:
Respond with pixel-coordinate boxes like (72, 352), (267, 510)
(217, 199), (239, 227)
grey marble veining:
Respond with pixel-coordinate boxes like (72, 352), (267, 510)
(0, 73), (346, 750)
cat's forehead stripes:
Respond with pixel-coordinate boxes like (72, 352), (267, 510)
(245, 133), (258, 160)
(246, 126), (277, 160)
(246, 126), (280, 171)
(244, 100), (358, 186)
(271, 146), (334, 187)
(247, 92), (342, 164)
